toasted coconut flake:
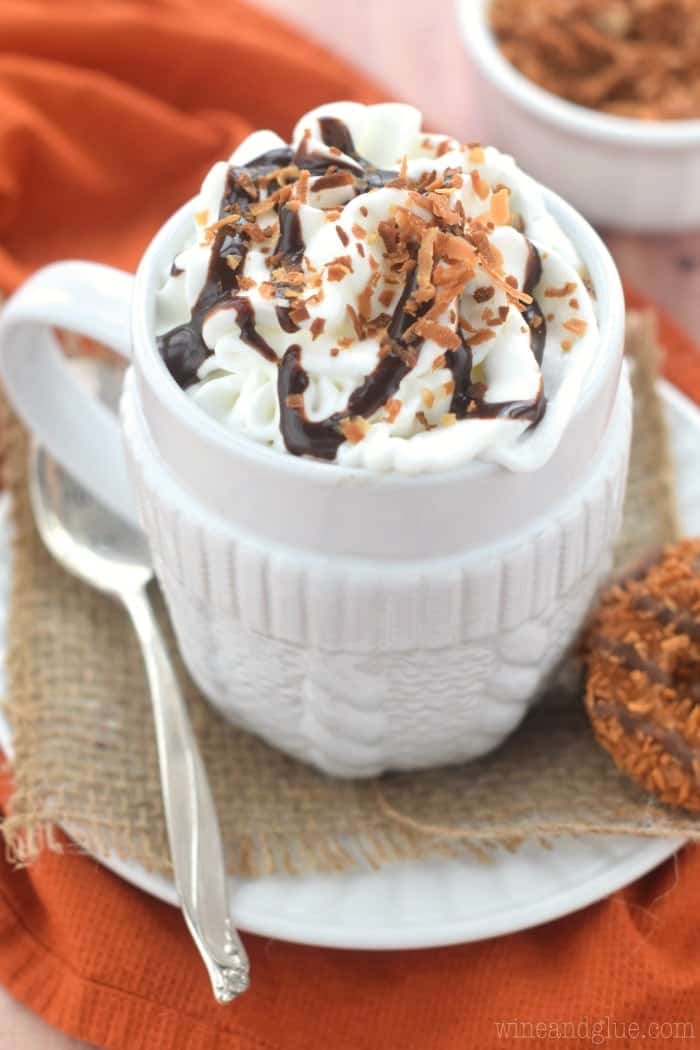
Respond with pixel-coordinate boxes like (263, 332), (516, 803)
(327, 255), (354, 282)
(487, 305), (510, 327)
(340, 416), (370, 444)
(441, 412), (457, 427)
(236, 171), (258, 200)
(405, 317), (461, 349)
(435, 231), (477, 265)
(293, 169), (310, 204)
(385, 398), (402, 423)
(310, 317), (325, 340)
(290, 303), (310, 324)
(206, 213), (241, 234)
(422, 388), (435, 408)
(470, 170), (490, 201)
(489, 187), (511, 225)
(424, 192), (462, 226)
(260, 164), (300, 186)
(492, 0), (700, 122)
(469, 329), (497, 346)
(416, 226), (438, 293)
(247, 196), (277, 218)
(563, 317), (588, 337)
(346, 304), (365, 340)
(545, 281), (578, 298)
(241, 222), (267, 244)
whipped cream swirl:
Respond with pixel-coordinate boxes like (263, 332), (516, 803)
(156, 102), (598, 472)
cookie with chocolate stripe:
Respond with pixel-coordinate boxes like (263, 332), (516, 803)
(585, 539), (700, 812)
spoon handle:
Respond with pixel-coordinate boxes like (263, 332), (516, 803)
(121, 586), (249, 1003)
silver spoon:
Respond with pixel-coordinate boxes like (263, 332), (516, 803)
(28, 441), (249, 1003)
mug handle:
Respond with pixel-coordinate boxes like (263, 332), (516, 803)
(0, 261), (139, 527)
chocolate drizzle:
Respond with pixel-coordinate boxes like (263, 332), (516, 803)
(158, 115), (551, 460)
(275, 205), (305, 267)
(595, 637), (672, 685)
(445, 337), (544, 424)
(441, 239), (546, 425)
(278, 270), (418, 458)
(157, 124), (395, 391)
(157, 223), (243, 387)
(470, 381), (546, 424)
(277, 346), (342, 459)
(221, 151), (293, 210)
(634, 595), (700, 643)
(318, 116), (356, 155)
(298, 117), (395, 190)
(592, 698), (700, 775)
(445, 341), (473, 419)
(227, 298), (277, 362)
(522, 242), (546, 365)
(275, 305), (300, 333)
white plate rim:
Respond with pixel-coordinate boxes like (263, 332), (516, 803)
(0, 379), (695, 951)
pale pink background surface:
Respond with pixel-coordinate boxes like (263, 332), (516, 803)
(2, 2), (699, 1046)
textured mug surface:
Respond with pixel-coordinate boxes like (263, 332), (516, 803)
(123, 369), (631, 776)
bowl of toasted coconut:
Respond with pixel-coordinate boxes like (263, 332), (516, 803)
(457, 0), (700, 231)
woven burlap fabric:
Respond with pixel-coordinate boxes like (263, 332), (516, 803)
(2, 310), (699, 879)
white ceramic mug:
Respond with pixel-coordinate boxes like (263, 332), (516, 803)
(0, 187), (628, 777)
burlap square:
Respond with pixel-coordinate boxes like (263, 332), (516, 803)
(2, 310), (699, 879)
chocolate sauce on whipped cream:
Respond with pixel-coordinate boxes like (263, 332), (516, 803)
(318, 116), (356, 155)
(522, 243), (546, 365)
(158, 117), (550, 461)
(275, 205), (305, 268)
(278, 268), (419, 459)
(227, 298), (277, 363)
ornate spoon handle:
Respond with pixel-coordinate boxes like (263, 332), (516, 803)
(122, 586), (249, 1003)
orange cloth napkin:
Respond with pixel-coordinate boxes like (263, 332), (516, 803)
(1, 2), (700, 1047)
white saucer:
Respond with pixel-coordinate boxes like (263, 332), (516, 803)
(0, 379), (697, 950)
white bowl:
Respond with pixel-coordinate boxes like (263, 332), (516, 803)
(457, 0), (700, 231)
